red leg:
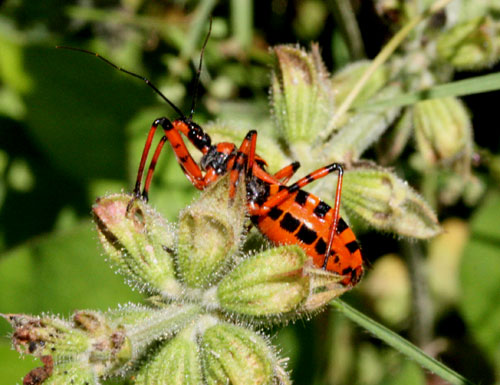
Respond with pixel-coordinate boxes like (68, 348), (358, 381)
(142, 136), (167, 201)
(134, 117), (211, 200)
(133, 120), (160, 196)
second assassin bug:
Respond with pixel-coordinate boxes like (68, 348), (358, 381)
(58, 28), (363, 287)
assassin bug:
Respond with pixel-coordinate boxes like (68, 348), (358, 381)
(58, 31), (363, 287)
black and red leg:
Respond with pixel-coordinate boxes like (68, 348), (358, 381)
(273, 161), (300, 183)
(134, 117), (214, 201)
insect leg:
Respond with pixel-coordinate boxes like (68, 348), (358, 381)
(228, 130), (257, 198)
(273, 161), (301, 183)
(136, 117), (209, 201)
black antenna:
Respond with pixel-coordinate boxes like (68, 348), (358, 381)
(56, 46), (186, 118)
(189, 17), (213, 120)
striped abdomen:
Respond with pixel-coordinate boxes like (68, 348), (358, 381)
(251, 188), (363, 286)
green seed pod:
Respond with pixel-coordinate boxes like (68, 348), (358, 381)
(413, 97), (472, 169)
(437, 16), (500, 70)
(216, 245), (310, 318)
(177, 176), (247, 289)
(338, 167), (441, 238)
(93, 194), (181, 296)
(135, 325), (202, 385)
(201, 323), (277, 385)
(3, 314), (90, 361)
(271, 44), (334, 147)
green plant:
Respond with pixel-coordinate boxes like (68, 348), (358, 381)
(2, 0), (500, 384)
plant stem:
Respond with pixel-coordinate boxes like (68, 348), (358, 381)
(180, 0), (218, 61)
(329, 0), (365, 60)
(231, 0), (253, 50)
(331, 299), (476, 385)
(403, 240), (434, 347)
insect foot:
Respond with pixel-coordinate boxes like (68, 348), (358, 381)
(5, 175), (356, 385)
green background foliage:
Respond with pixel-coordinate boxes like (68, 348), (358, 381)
(1, 0), (500, 384)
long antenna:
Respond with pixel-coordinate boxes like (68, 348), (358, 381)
(189, 17), (213, 120)
(56, 46), (186, 118)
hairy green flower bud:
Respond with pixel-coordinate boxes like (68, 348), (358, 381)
(339, 167), (441, 238)
(3, 314), (90, 361)
(437, 16), (500, 70)
(201, 323), (279, 385)
(271, 44), (334, 147)
(413, 97), (472, 171)
(93, 194), (181, 296)
(135, 325), (202, 385)
(215, 245), (310, 318)
(177, 176), (247, 288)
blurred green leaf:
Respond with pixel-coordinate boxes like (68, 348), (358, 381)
(0, 342), (39, 385)
(0, 221), (140, 315)
(461, 192), (500, 367)
(22, 45), (155, 182)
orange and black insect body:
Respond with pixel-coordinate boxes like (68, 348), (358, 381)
(58, 30), (363, 287)
(230, 131), (363, 287)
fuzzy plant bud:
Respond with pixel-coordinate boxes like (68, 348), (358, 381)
(215, 245), (310, 318)
(2, 314), (90, 362)
(338, 167), (441, 238)
(201, 323), (278, 385)
(271, 44), (335, 148)
(177, 175), (247, 288)
(413, 97), (472, 172)
(436, 16), (500, 70)
(93, 194), (181, 296)
(135, 325), (203, 385)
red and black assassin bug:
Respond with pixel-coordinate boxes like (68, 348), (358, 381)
(57, 29), (363, 287)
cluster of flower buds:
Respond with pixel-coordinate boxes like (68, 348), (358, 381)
(5, 176), (351, 384)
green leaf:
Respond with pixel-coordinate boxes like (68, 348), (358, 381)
(0, 221), (140, 315)
(460, 192), (500, 366)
